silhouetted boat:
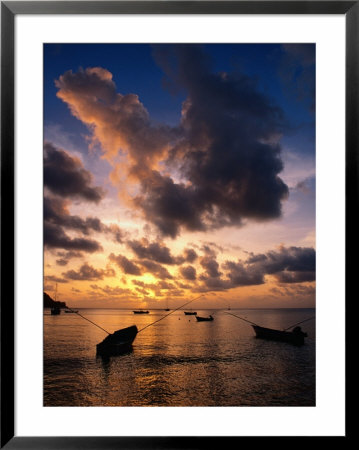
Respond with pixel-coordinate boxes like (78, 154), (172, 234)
(96, 325), (138, 356)
(65, 310), (78, 313)
(133, 310), (149, 314)
(50, 283), (61, 315)
(196, 315), (214, 322)
(184, 311), (197, 315)
(252, 325), (307, 346)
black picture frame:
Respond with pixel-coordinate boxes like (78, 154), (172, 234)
(1, 1), (354, 447)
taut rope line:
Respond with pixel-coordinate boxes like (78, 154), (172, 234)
(224, 311), (260, 326)
(65, 306), (111, 335)
(137, 294), (205, 333)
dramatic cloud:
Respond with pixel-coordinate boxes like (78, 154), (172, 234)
(44, 222), (103, 253)
(127, 238), (185, 265)
(56, 251), (83, 266)
(43, 194), (125, 253)
(44, 195), (125, 243)
(222, 260), (265, 286)
(251, 246), (316, 276)
(200, 256), (221, 278)
(180, 265), (197, 281)
(56, 259), (70, 266)
(44, 196), (102, 235)
(137, 260), (173, 280)
(275, 271), (315, 284)
(91, 284), (132, 296)
(197, 245), (315, 291)
(45, 274), (68, 284)
(55, 67), (176, 167)
(140, 45), (289, 236)
(183, 248), (198, 263)
(109, 253), (142, 276)
(44, 142), (105, 202)
(63, 262), (116, 281)
(55, 46), (289, 238)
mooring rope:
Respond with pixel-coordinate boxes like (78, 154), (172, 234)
(137, 294), (205, 333)
(224, 311), (260, 326)
(225, 311), (315, 332)
(283, 316), (315, 331)
(65, 306), (111, 335)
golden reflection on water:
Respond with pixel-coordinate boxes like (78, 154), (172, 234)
(44, 309), (315, 406)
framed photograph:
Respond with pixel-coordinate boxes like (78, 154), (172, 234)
(1, 1), (354, 447)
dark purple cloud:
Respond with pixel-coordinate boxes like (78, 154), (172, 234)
(63, 262), (115, 281)
(44, 195), (125, 252)
(55, 47), (289, 239)
(222, 260), (265, 286)
(45, 275), (68, 284)
(127, 238), (181, 264)
(256, 246), (315, 275)
(200, 256), (221, 278)
(180, 265), (197, 281)
(183, 248), (198, 263)
(134, 45), (289, 236)
(44, 222), (103, 253)
(138, 260), (173, 280)
(55, 250), (83, 266)
(197, 245), (315, 290)
(44, 196), (102, 235)
(275, 271), (316, 284)
(44, 142), (105, 202)
(109, 253), (142, 276)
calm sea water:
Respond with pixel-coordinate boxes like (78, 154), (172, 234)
(44, 308), (315, 406)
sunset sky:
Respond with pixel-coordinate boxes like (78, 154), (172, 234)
(44, 44), (315, 309)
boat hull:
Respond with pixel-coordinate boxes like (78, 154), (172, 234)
(184, 311), (197, 315)
(252, 325), (307, 346)
(196, 316), (214, 322)
(133, 310), (149, 314)
(96, 325), (138, 356)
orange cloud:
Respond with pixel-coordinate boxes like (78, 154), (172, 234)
(56, 67), (175, 172)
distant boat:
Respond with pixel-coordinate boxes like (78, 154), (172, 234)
(196, 315), (214, 322)
(65, 309), (78, 313)
(97, 325), (138, 356)
(252, 325), (307, 346)
(164, 308), (170, 311)
(133, 310), (149, 314)
(51, 283), (61, 315)
(51, 306), (61, 315)
(184, 311), (197, 315)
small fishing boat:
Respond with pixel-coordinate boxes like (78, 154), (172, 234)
(184, 311), (197, 315)
(196, 315), (214, 322)
(96, 325), (138, 356)
(252, 325), (307, 346)
(133, 310), (149, 314)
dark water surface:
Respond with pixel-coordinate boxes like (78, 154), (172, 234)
(44, 308), (315, 406)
